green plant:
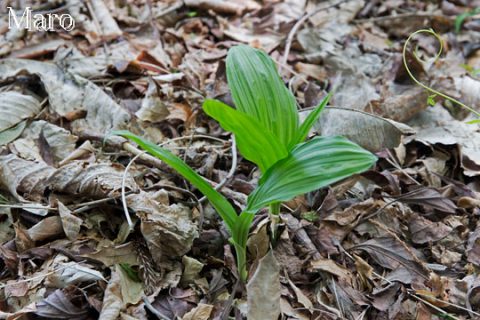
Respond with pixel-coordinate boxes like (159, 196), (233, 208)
(113, 45), (377, 281)
(403, 29), (480, 124)
(455, 7), (480, 33)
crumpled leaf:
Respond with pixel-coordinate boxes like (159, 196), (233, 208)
(352, 236), (430, 280)
(182, 303), (213, 320)
(393, 187), (457, 213)
(81, 242), (139, 267)
(47, 255), (106, 287)
(58, 202), (83, 240)
(309, 107), (415, 152)
(127, 191), (198, 263)
(0, 92), (42, 132)
(247, 251), (281, 320)
(408, 106), (480, 176)
(13, 120), (78, 163)
(180, 256), (204, 285)
(135, 78), (169, 123)
(35, 289), (89, 320)
(0, 154), (55, 203)
(48, 162), (136, 199)
(409, 215), (452, 244)
(0, 59), (130, 135)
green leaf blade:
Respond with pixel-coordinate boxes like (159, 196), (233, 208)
(203, 99), (288, 172)
(246, 136), (377, 212)
(226, 45), (299, 148)
(112, 130), (238, 231)
(290, 92), (332, 149)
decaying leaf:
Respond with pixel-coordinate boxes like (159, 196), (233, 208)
(58, 202), (83, 241)
(0, 59), (130, 135)
(247, 251), (281, 320)
(0, 92), (41, 133)
(308, 107), (415, 152)
(35, 289), (89, 320)
(352, 236), (429, 279)
(128, 191), (199, 263)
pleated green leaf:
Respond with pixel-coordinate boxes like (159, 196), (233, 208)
(290, 92), (332, 149)
(226, 45), (299, 148)
(112, 130), (238, 232)
(203, 99), (288, 173)
(246, 136), (377, 212)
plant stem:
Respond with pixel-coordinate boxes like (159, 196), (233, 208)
(403, 29), (480, 123)
(233, 242), (248, 282)
(269, 202), (281, 241)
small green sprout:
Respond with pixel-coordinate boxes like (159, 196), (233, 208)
(455, 7), (480, 33)
(113, 45), (377, 281)
(403, 29), (480, 124)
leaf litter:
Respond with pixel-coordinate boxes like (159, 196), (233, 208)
(1, 0), (480, 319)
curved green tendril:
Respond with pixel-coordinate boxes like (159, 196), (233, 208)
(403, 28), (480, 124)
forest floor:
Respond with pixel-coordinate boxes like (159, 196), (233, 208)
(1, 0), (480, 319)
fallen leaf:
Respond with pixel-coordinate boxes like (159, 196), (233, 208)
(309, 107), (415, 152)
(247, 251), (281, 320)
(182, 303), (213, 320)
(58, 202), (83, 240)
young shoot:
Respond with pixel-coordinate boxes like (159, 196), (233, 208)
(403, 29), (480, 124)
(113, 45), (377, 281)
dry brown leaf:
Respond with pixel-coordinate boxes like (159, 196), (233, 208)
(58, 202), (83, 241)
(409, 215), (452, 244)
(182, 303), (213, 320)
(247, 251), (281, 320)
(128, 191), (198, 263)
(0, 92), (41, 132)
(309, 258), (352, 281)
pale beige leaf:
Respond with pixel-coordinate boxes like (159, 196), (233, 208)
(182, 303), (213, 320)
(58, 202), (83, 240)
(247, 251), (281, 320)
(99, 269), (124, 320)
(0, 92), (41, 132)
(117, 264), (143, 305)
(308, 107), (415, 152)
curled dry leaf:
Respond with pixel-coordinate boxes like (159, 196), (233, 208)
(308, 258), (352, 281)
(127, 191), (199, 263)
(14, 121), (78, 163)
(35, 289), (89, 320)
(182, 303), (213, 320)
(409, 215), (452, 244)
(247, 251), (281, 320)
(46, 255), (106, 288)
(0, 92), (41, 133)
(135, 78), (169, 123)
(48, 162), (137, 199)
(0, 154), (55, 203)
(0, 59), (130, 135)
(58, 202), (83, 240)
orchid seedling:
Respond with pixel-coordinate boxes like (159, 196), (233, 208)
(114, 45), (377, 281)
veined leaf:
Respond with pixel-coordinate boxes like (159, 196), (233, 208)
(290, 92), (332, 149)
(203, 99), (288, 172)
(112, 131), (238, 231)
(226, 45), (299, 148)
(246, 136), (377, 212)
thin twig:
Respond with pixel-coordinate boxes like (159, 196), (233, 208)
(121, 152), (144, 231)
